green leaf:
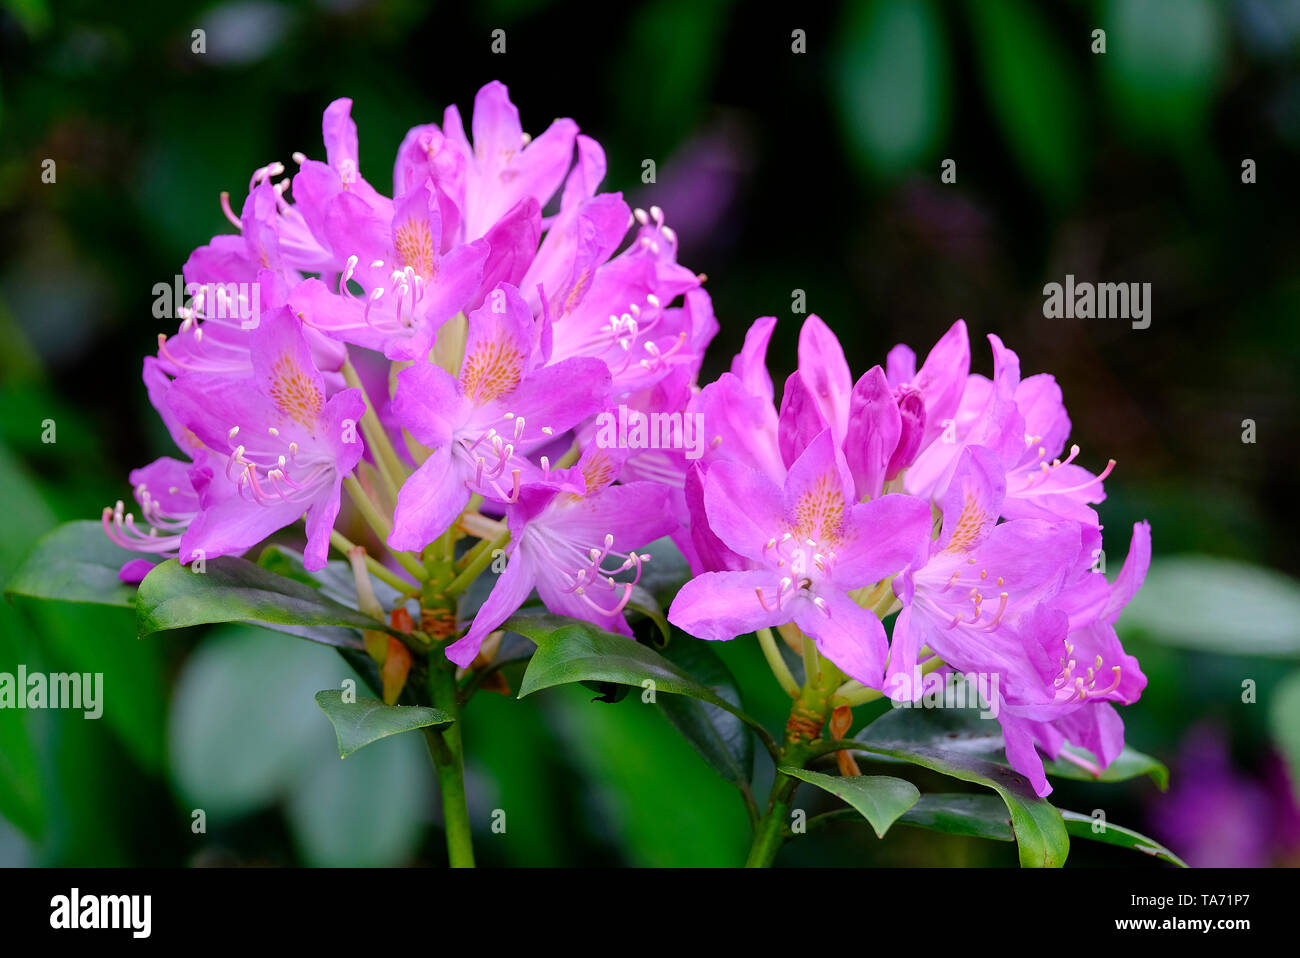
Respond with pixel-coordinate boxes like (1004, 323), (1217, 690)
(135, 557), (397, 649)
(626, 584), (671, 644)
(1041, 744), (1169, 791)
(256, 544), (411, 611)
(500, 608), (580, 644)
(965, 0), (1084, 202)
(896, 792), (1014, 842)
(1269, 670), (1300, 803)
(637, 536), (693, 608)
(5, 520), (141, 608)
(512, 614), (765, 722)
(783, 767), (920, 838)
(854, 706), (1069, 866)
(835, 0), (949, 178)
(313, 691), (451, 758)
(656, 631), (755, 788)
(1061, 810), (1187, 867)
(1123, 556), (1300, 657)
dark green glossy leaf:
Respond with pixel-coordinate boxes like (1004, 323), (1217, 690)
(1061, 810), (1187, 867)
(783, 767), (919, 837)
(896, 792), (1014, 842)
(507, 613), (770, 753)
(257, 544), (412, 611)
(657, 630), (755, 787)
(135, 556), (394, 649)
(626, 583), (670, 644)
(854, 706), (1069, 867)
(1042, 745), (1169, 790)
(313, 690), (452, 758)
(5, 520), (141, 608)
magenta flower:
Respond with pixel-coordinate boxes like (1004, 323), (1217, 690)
(669, 429), (933, 686)
(102, 456), (203, 580)
(543, 210), (709, 395)
(903, 333), (1113, 524)
(883, 445), (1083, 698)
(164, 307), (366, 570)
(691, 315), (784, 486)
(450, 446), (678, 667)
(432, 81), (579, 243)
(388, 283), (610, 553)
(990, 520), (1151, 794)
(882, 441), (1149, 795)
(884, 318), (970, 452)
(289, 178), (490, 361)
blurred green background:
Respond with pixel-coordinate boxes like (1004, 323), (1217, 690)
(2, 0), (1300, 866)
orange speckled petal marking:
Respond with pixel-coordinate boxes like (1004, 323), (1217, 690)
(268, 353), (324, 428)
(394, 216), (436, 278)
(460, 336), (524, 404)
(791, 472), (846, 544)
(943, 492), (986, 554)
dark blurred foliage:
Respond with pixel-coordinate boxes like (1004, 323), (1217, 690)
(1, 0), (1299, 867)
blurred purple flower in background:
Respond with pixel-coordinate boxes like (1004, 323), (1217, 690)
(1153, 723), (1300, 868)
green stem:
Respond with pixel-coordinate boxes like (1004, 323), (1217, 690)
(834, 651), (946, 706)
(745, 637), (845, 867)
(447, 528), (510, 596)
(341, 357), (406, 505)
(416, 529), (476, 867)
(745, 769), (800, 867)
(425, 659), (474, 867)
(343, 476), (427, 581)
(329, 529), (416, 595)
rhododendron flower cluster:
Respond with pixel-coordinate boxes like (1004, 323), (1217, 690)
(106, 81), (708, 618)
(669, 315), (1149, 796)
(85, 81), (1157, 868)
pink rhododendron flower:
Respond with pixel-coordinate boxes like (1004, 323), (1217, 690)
(167, 308), (365, 570)
(670, 311), (1150, 796)
(97, 80), (1154, 816)
(451, 445), (677, 667)
(669, 429), (932, 686)
(388, 282), (610, 553)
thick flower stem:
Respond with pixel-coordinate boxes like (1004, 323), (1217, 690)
(425, 657), (475, 868)
(745, 769), (800, 867)
(745, 632), (845, 867)
(419, 535), (475, 867)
